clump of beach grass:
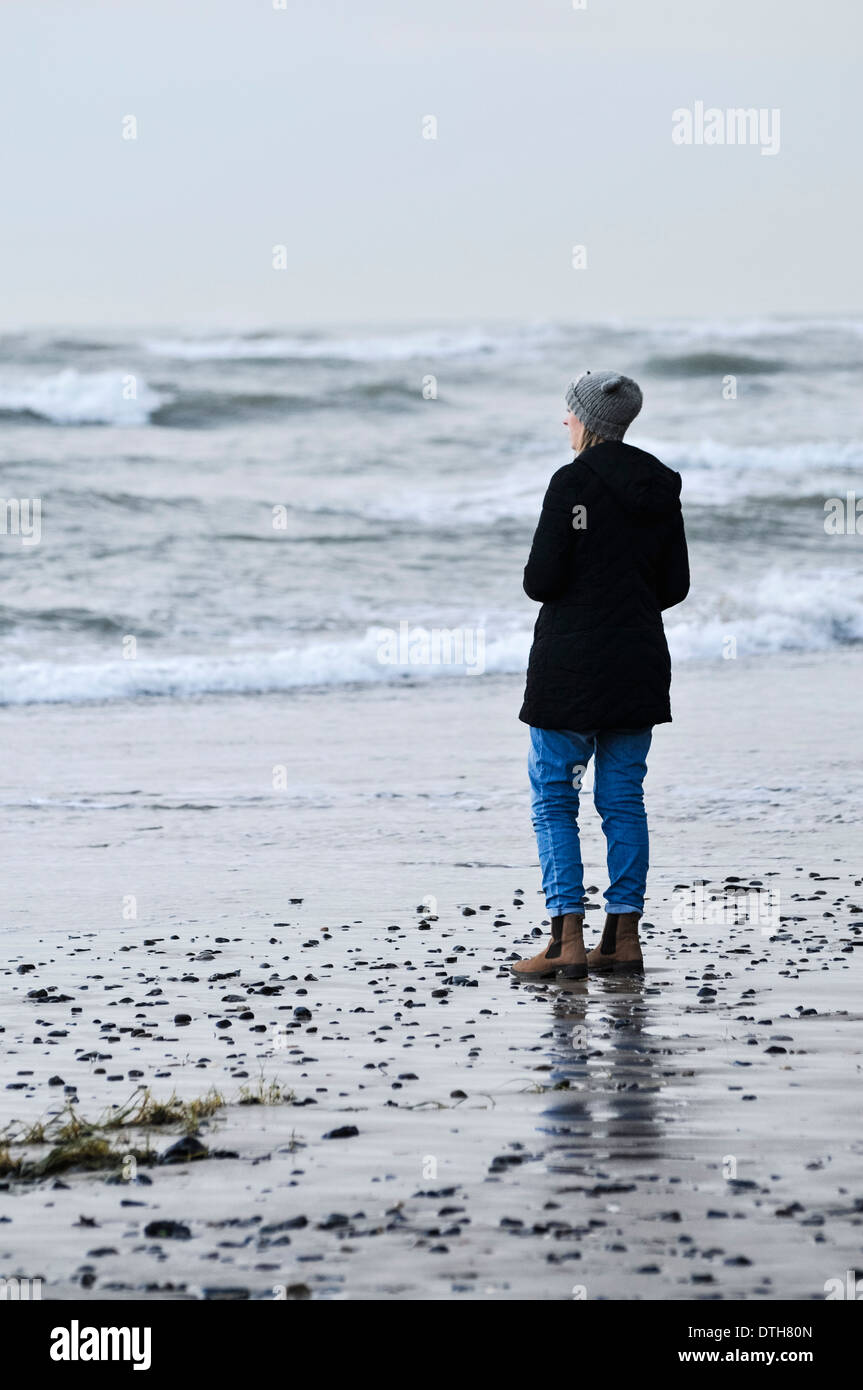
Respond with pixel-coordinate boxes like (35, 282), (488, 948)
(27, 1136), (156, 1179)
(238, 1077), (294, 1107)
(0, 1129), (155, 1180)
(0, 1144), (22, 1178)
(102, 1086), (225, 1133)
(0, 1089), (219, 1181)
(1, 1077), (291, 1181)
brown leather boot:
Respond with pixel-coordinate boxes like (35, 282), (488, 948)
(587, 912), (643, 973)
(511, 914), (587, 980)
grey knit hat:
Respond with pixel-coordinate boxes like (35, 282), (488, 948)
(565, 369), (643, 441)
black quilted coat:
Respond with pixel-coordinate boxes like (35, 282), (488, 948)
(519, 440), (690, 731)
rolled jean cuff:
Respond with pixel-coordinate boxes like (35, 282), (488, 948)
(605, 901), (642, 915)
(546, 899), (586, 916)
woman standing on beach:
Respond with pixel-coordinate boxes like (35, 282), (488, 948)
(512, 370), (690, 981)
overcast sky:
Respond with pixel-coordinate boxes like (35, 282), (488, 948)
(1, 0), (860, 327)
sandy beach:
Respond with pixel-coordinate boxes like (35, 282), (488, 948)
(3, 648), (862, 1301)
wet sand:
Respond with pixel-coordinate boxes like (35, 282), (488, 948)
(2, 650), (863, 1300)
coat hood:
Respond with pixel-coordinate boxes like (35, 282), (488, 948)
(580, 440), (682, 517)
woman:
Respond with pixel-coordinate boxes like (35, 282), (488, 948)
(512, 370), (690, 981)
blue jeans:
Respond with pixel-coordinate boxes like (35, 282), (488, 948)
(528, 726), (652, 916)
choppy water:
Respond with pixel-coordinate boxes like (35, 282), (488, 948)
(1, 318), (862, 704)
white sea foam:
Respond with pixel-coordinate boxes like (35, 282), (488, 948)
(667, 567), (863, 660)
(0, 632), (525, 705)
(0, 369), (166, 426)
(144, 324), (562, 363)
(640, 436), (863, 505)
(3, 567), (862, 706)
(643, 436), (863, 472)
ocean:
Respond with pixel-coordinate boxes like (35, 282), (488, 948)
(2, 316), (862, 706)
